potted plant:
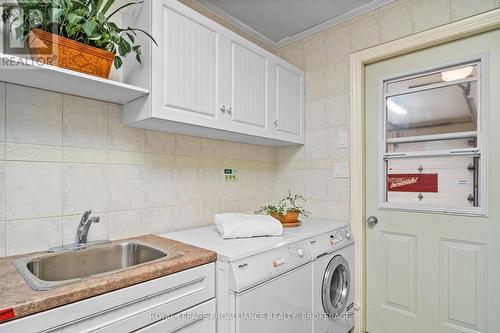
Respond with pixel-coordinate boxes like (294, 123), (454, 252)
(2, 0), (157, 78)
(256, 190), (311, 226)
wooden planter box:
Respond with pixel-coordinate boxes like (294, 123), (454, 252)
(27, 29), (115, 79)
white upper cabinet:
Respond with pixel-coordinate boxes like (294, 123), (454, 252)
(229, 42), (269, 130)
(275, 63), (304, 136)
(123, 0), (304, 145)
(162, 7), (218, 119)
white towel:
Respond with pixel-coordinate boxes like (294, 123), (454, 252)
(214, 213), (283, 239)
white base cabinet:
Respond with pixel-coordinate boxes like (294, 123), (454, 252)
(122, 0), (304, 146)
(137, 299), (215, 333)
(0, 263), (215, 333)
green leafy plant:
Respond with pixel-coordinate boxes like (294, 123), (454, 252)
(1, 0), (157, 69)
(256, 190), (311, 218)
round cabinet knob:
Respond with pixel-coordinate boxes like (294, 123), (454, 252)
(220, 105), (226, 113)
(297, 248), (303, 257)
(367, 216), (378, 225)
(345, 230), (351, 239)
(227, 107), (232, 114)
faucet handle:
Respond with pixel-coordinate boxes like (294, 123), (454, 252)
(89, 216), (100, 224)
(79, 210), (92, 226)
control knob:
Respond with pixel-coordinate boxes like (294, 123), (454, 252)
(345, 230), (351, 240)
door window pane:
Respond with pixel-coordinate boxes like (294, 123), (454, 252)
(386, 64), (477, 93)
(385, 155), (479, 209)
(386, 81), (478, 144)
(381, 60), (484, 213)
(387, 137), (476, 153)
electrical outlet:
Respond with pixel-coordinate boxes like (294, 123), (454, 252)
(333, 162), (348, 178)
(224, 168), (239, 182)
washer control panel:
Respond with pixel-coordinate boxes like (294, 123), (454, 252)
(308, 227), (353, 259)
(269, 241), (311, 275)
(229, 240), (311, 292)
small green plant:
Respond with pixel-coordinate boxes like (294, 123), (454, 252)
(256, 190), (311, 218)
(2, 0), (158, 69)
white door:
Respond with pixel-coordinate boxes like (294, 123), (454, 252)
(365, 30), (500, 332)
(228, 40), (269, 131)
(155, 1), (223, 127)
(274, 62), (304, 137)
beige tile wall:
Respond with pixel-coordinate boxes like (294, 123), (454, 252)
(1, 0), (498, 256)
(0, 83), (275, 256)
(274, 0), (500, 221)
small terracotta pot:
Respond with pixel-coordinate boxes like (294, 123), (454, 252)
(271, 211), (300, 224)
(27, 29), (115, 78)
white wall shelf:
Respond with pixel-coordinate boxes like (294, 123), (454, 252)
(0, 53), (149, 104)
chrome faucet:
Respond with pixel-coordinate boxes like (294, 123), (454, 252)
(48, 210), (108, 253)
(76, 210), (100, 246)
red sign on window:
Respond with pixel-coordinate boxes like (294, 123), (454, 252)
(387, 173), (438, 192)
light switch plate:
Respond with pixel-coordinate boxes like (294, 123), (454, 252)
(338, 132), (348, 148)
(333, 162), (349, 178)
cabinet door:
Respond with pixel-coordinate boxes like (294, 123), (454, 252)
(136, 299), (216, 333)
(228, 41), (269, 131)
(152, 1), (223, 127)
(274, 63), (304, 139)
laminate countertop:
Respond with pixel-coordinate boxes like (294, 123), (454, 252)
(0, 235), (217, 323)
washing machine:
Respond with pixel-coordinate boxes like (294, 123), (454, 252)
(309, 226), (354, 333)
(162, 219), (351, 333)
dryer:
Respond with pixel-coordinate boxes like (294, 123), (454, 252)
(309, 226), (354, 333)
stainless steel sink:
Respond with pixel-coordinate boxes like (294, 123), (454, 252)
(13, 242), (170, 290)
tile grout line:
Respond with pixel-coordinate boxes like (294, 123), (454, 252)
(2, 82), (5, 249)
(60, 93), (65, 246)
(106, 102), (110, 240)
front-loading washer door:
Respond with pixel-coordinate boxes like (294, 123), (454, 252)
(322, 255), (350, 317)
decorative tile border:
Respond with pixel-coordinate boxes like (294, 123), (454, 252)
(1, 144), (276, 171)
(108, 150), (144, 165)
(0, 143), (5, 160)
(144, 153), (176, 167)
(275, 159), (349, 171)
(63, 147), (108, 164)
(6, 143), (62, 162)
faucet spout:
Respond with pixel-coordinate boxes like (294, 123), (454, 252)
(76, 210), (100, 246)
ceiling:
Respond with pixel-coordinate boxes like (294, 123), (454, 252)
(194, 0), (393, 48)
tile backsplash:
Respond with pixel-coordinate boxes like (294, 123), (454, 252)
(0, 83), (275, 256)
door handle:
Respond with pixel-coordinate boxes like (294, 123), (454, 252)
(367, 216), (378, 225)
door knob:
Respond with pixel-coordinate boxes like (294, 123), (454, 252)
(220, 105), (226, 113)
(367, 216), (378, 225)
(227, 106), (232, 114)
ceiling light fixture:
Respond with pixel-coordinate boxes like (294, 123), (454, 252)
(387, 99), (407, 115)
(441, 66), (474, 82)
